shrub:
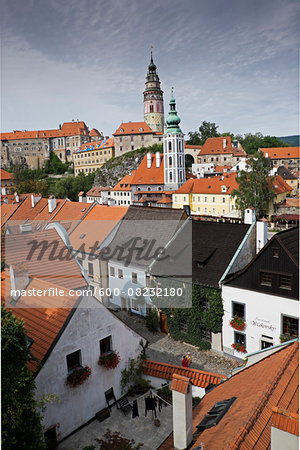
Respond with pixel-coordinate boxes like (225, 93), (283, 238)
(66, 366), (91, 387)
(145, 309), (159, 333)
(98, 352), (120, 369)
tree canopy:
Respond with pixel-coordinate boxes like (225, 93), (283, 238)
(187, 121), (220, 145)
(231, 151), (275, 218)
(1, 304), (45, 449)
(53, 172), (96, 201)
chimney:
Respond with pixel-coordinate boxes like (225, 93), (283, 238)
(170, 374), (193, 450)
(14, 192), (19, 203)
(19, 223), (32, 233)
(256, 219), (268, 253)
(78, 191), (86, 203)
(10, 263), (30, 300)
(31, 193), (42, 208)
(147, 152), (152, 169)
(156, 151), (161, 168)
(244, 208), (256, 225)
(223, 138), (226, 149)
(183, 205), (191, 217)
(265, 152), (268, 158)
(48, 196), (57, 213)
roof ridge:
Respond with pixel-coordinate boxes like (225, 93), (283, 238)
(229, 342), (298, 448)
(144, 359), (225, 378)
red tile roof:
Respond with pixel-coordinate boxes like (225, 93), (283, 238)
(214, 165), (232, 172)
(199, 137), (246, 156)
(1, 272), (78, 373)
(86, 186), (111, 196)
(77, 138), (114, 153)
(271, 407), (299, 436)
(142, 360), (226, 388)
(174, 173), (238, 195)
(272, 175), (293, 194)
(1, 121), (89, 140)
(0, 169), (13, 180)
(89, 128), (101, 136)
(6, 196), (49, 222)
(1, 203), (20, 227)
(170, 373), (190, 394)
(157, 198), (172, 204)
(112, 171), (136, 191)
(113, 122), (153, 135)
(0, 193), (27, 205)
(131, 153), (164, 185)
(184, 143), (202, 149)
(260, 147), (300, 159)
(159, 341), (299, 450)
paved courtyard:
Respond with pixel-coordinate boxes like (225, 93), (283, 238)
(112, 309), (241, 376)
(58, 394), (172, 450)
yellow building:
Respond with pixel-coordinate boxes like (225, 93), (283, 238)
(173, 173), (238, 217)
(73, 138), (114, 175)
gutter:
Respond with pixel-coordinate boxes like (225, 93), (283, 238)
(219, 220), (256, 286)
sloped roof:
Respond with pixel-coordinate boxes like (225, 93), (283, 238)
(0, 169), (13, 180)
(76, 138), (114, 153)
(277, 166), (297, 180)
(143, 360), (226, 388)
(1, 203), (20, 228)
(271, 407), (299, 436)
(174, 173), (238, 195)
(199, 137), (246, 156)
(157, 197), (172, 204)
(86, 186), (111, 196)
(1, 121), (89, 140)
(6, 196), (49, 222)
(4, 228), (84, 290)
(113, 121), (153, 136)
(112, 171), (137, 191)
(107, 206), (187, 268)
(271, 175), (293, 194)
(89, 128), (101, 136)
(170, 373), (190, 394)
(159, 341), (299, 450)
(260, 147), (299, 159)
(69, 204), (128, 251)
(131, 153), (164, 185)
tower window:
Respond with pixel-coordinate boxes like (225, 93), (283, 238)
(169, 156), (172, 166)
(168, 142), (172, 151)
(150, 105), (154, 112)
(169, 172), (173, 181)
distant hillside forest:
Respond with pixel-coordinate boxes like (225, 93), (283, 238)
(278, 135), (299, 146)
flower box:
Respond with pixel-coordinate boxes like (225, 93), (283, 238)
(230, 316), (246, 331)
(280, 334), (293, 343)
(98, 351), (120, 369)
(231, 343), (247, 353)
(66, 365), (91, 387)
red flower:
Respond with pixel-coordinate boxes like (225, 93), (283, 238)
(98, 351), (120, 369)
(66, 365), (92, 387)
(231, 343), (247, 353)
(230, 316), (246, 331)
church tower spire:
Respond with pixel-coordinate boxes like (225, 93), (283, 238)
(163, 89), (186, 190)
(143, 51), (164, 132)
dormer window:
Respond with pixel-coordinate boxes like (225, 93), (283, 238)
(120, 128), (124, 132)
(139, 127), (144, 132)
(221, 185), (227, 193)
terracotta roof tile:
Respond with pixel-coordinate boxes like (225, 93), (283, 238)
(113, 121), (153, 135)
(157, 198), (172, 204)
(271, 407), (299, 436)
(89, 128), (101, 136)
(1, 121), (89, 140)
(159, 341), (299, 450)
(271, 175), (293, 194)
(112, 171), (137, 191)
(170, 373), (190, 394)
(260, 147), (300, 159)
(131, 153), (164, 185)
(0, 169), (13, 180)
(6, 196), (49, 222)
(174, 173), (238, 195)
(76, 138), (114, 153)
(1, 203), (20, 227)
(86, 186), (111, 196)
(184, 143), (202, 149)
(142, 360), (225, 388)
(199, 137), (246, 156)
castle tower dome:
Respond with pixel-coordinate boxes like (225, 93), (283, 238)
(143, 52), (164, 133)
(163, 89), (186, 190)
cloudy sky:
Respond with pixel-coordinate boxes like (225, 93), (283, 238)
(1, 0), (299, 137)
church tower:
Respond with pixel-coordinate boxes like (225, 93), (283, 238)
(163, 90), (186, 190)
(143, 52), (164, 132)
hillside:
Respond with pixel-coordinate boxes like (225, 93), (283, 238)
(278, 135), (299, 146)
(93, 144), (162, 187)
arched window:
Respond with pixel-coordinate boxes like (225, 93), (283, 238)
(150, 105), (154, 113)
(168, 141), (172, 151)
(169, 172), (173, 181)
(178, 141), (181, 151)
(169, 156), (172, 166)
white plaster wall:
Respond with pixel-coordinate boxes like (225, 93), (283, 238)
(271, 427), (299, 450)
(35, 294), (144, 440)
(172, 389), (193, 450)
(108, 261), (150, 315)
(222, 285), (299, 357)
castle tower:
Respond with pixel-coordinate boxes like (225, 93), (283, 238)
(163, 90), (186, 190)
(143, 52), (164, 132)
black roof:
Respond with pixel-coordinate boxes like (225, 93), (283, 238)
(150, 219), (251, 288)
(276, 226), (299, 265)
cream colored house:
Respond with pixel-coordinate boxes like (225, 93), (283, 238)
(111, 171), (136, 206)
(73, 138), (114, 175)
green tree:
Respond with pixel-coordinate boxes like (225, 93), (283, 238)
(17, 179), (49, 197)
(53, 172), (95, 201)
(1, 305), (45, 449)
(231, 151), (275, 218)
(44, 153), (70, 175)
(237, 133), (288, 154)
(187, 121), (220, 145)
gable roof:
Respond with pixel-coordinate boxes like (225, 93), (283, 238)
(0, 169), (13, 180)
(5, 196), (49, 222)
(143, 360), (226, 388)
(113, 121), (153, 136)
(1, 121), (89, 141)
(199, 137), (246, 156)
(4, 228), (85, 290)
(159, 340), (299, 450)
(131, 153), (164, 185)
(107, 206), (187, 268)
(86, 186), (111, 196)
(76, 138), (114, 153)
(272, 175), (293, 194)
(260, 147), (299, 159)
(174, 173), (238, 195)
(112, 171), (137, 191)
(69, 204), (129, 251)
